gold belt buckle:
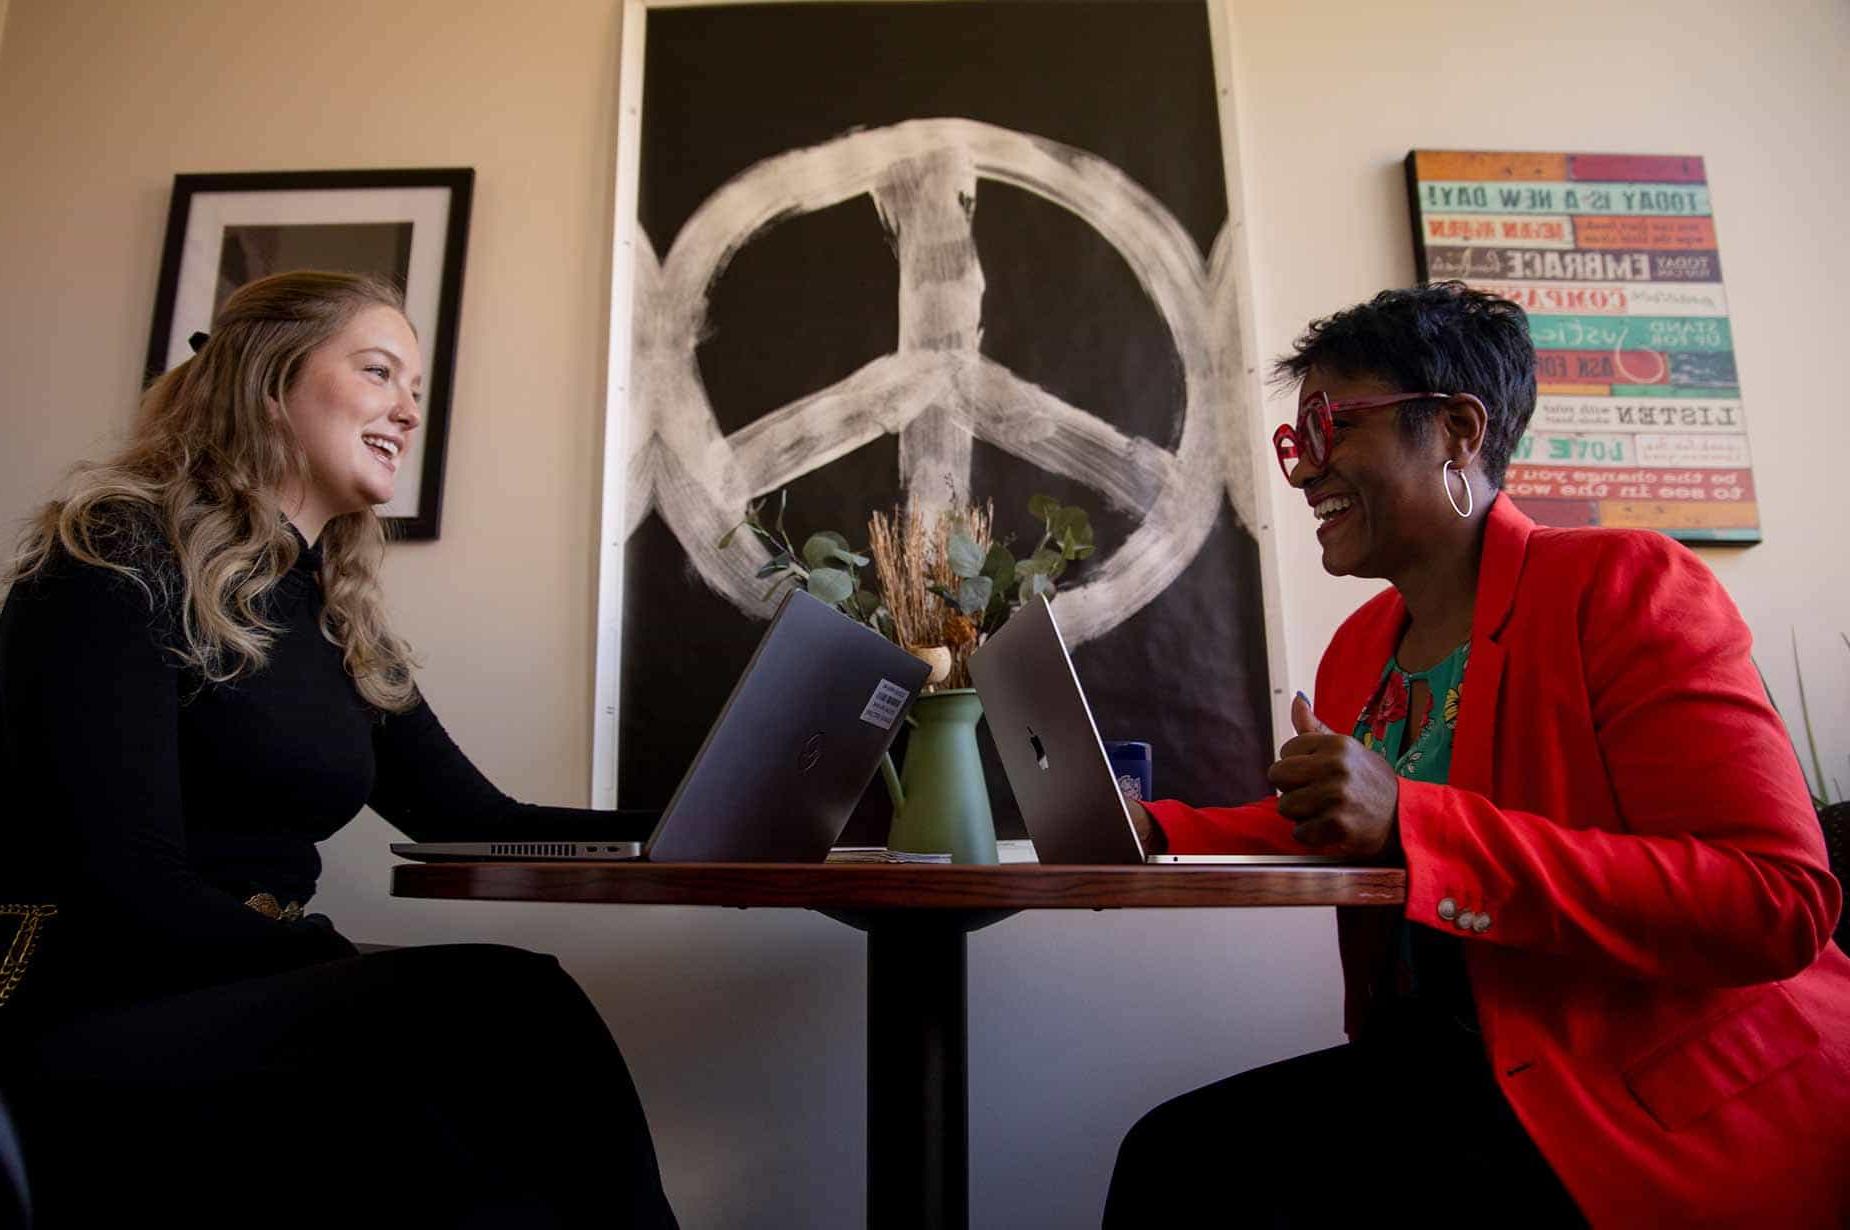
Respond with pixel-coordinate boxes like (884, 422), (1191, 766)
(0, 903), (57, 1007)
(243, 892), (305, 922)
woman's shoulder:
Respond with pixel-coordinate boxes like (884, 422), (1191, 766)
(6, 501), (180, 618)
(1513, 522), (1743, 658)
(1525, 520), (1715, 591)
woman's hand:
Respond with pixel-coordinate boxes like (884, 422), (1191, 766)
(1267, 693), (1400, 858)
(1129, 800), (1166, 855)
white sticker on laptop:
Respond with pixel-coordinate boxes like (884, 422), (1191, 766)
(859, 679), (912, 730)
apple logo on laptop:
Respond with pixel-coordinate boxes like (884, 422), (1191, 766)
(1027, 726), (1049, 771)
(798, 732), (823, 773)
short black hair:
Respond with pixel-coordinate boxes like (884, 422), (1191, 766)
(1273, 282), (1536, 487)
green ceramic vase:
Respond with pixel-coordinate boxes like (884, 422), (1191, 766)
(881, 688), (999, 865)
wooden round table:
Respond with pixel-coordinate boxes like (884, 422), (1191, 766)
(394, 860), (1405, 1229)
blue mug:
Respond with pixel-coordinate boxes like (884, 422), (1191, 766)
(1103, 740), (1153, 804)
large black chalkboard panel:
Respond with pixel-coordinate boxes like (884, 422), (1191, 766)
(616, 1), (1273, 840)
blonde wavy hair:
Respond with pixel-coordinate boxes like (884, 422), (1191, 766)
(7, 270), (419, 712)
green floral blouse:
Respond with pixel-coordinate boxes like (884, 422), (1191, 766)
(1355, 642), (1469, 784)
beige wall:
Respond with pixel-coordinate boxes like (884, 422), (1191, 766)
(1237, 1), (1850, 763)
(2, 1), (1846, 1226)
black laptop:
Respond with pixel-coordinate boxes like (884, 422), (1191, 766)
(392, 590), (930, 863)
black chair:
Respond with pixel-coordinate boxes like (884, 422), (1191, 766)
(0, 1092), (30, 1230)
(1821, 802), (1850, 951)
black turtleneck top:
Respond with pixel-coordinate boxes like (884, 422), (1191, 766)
(0, 523), (649, 1022)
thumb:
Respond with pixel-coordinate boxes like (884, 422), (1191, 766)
(1291, 691), (1332, 736)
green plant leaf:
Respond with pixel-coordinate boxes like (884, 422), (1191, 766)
(1028, 493), (1059, 522)
(958, 575), (994, 615)
(717, 523), (740, 549)
(806, 566), (854, 606)
(852, 588), (882, 618)
(1018, 547), (1063, 578)
(1020, 573), (1053, 602)
(803, 531), (850, 569)
(754, 552), (792, 580)
(1049, 505), (1089, 540)
(985, 589), (1010, 624)
(1033, 547), (1068, 580)
(981, 544), (1015, 593)
(797, 529), (869, 569)
(1793, 629), (1829, 806)
(947, 532), (985, 579)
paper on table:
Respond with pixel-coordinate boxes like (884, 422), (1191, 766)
(824, 841), (1039, 864)
(826, 847), (953, 864)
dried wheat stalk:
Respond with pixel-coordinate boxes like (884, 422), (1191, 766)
(868, 506), (933, 650)
(869, 501), (995, 690)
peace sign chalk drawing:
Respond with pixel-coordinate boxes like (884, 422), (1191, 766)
(625, 118), (1254, 646)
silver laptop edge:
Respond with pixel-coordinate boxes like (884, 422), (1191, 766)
(970, 595), (1348, 866)
(968, 595), (1146, 865)
(390, 841), (642, 862)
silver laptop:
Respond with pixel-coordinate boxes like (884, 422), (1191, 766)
(393, 589), (931, 864)
(967, 596), (1348, 865)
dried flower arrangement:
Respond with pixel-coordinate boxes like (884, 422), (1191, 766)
(720, 491), (1095, 690)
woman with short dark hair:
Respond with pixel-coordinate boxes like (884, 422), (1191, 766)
(1105, 283), (1850, 1227)
(0, 271), (677, 1227)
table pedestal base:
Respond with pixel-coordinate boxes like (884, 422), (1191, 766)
(831, 908), (1014, 1230)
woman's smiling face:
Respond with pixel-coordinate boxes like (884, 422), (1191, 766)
(277, 304), (422, 539)
(1287, 366), (1455, 580)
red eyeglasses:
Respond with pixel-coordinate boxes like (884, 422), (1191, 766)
(1271, 390), (1453, 480)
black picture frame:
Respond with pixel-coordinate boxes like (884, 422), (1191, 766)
(144, 168), (474, 541)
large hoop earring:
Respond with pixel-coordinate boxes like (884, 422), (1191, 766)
(1442, 460), (1474, 519)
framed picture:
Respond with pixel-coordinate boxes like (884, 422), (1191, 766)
(591, 0), (1286, 834)
(1406, 150), (1757, 543)
(144, 168), (475, 540)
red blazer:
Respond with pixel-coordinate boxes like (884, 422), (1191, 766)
(1147, 495), (1850, 1228)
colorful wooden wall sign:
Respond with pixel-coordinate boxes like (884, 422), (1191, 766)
(1405, 150), (1757, 543)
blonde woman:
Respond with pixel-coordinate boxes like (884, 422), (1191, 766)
(0, 272), (676, 1227)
